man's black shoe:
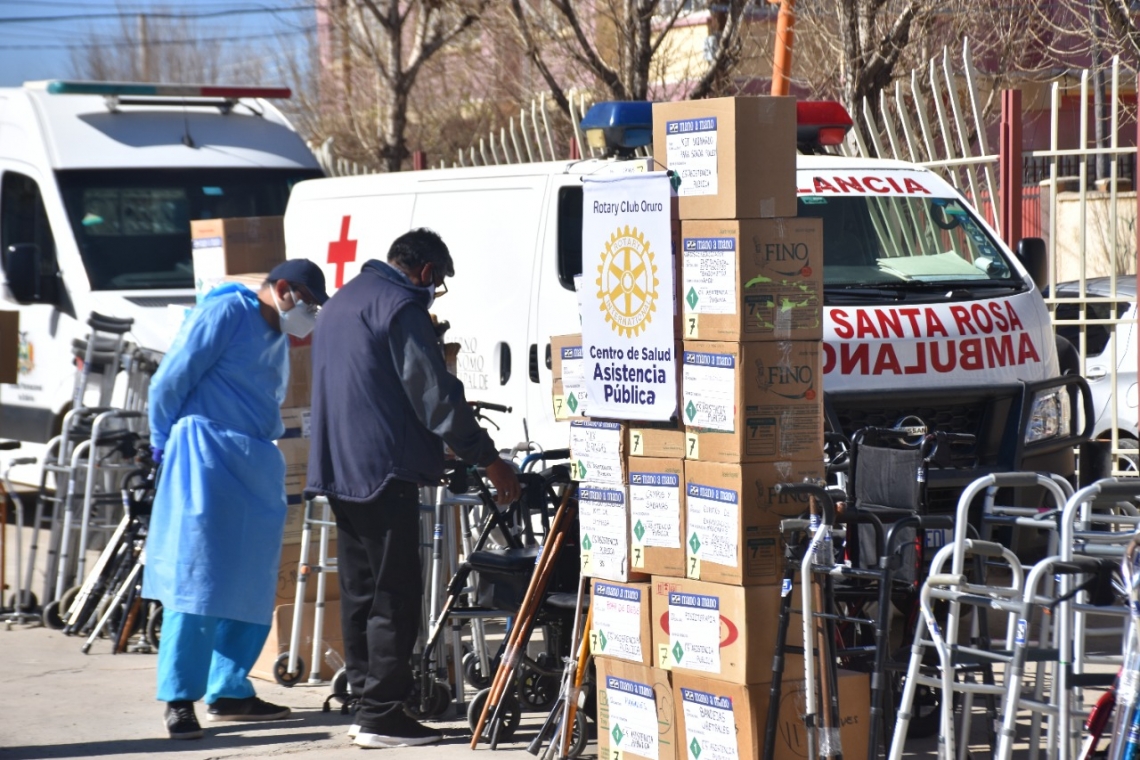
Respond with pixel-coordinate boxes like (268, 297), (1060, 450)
(354, 713), (442, 748)
(206, 696), (291, 722)
(165, 701), (203, 739)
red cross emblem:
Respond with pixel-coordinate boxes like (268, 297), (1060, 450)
(327, 215), (357, 288)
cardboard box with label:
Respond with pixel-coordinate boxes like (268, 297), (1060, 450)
(284, 340), (312, 408)
(650, 575), (801, 684)
(580, 484), (647, 583)
(591, 580), (653, 666)
(681, 341), (823, 463)
(652, 97), (797, 221)
(552, 334), (590, 418)
(251, 599), (344, 683)
(755, 669), (872, 760)
(276, 437), (330, 544)
(629, 419), (686, 459)
(191, 216), (285, 302)
(596, 659), (678, 760)
(680, 218), (822, 342)
(276, 539), (339, 604)
(627, 458), (686, 576)
(570, 420), (627, 484)
(672, 670), (870, 760)
(683, 459), (821, 585)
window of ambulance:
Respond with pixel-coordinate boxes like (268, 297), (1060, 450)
(54, 167), (322, 290)
(796, 174), (1028, 300)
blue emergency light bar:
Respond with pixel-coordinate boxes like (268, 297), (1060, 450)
(43, 80), (291, 100)
(580, 101), (653, 156)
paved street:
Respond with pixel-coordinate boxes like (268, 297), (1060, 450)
(0, 624), (544, 760)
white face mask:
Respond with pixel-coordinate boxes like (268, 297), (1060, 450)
(273, 289), (318, 339)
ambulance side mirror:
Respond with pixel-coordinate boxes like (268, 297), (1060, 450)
(1016, 237), (1048, 292)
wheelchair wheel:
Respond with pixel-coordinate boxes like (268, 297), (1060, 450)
(145, 604), (163, 649)
(8, 590), (37, 613)
(519, 659), (558, 711)
(273, 652), (304, 687)
(467, 688), (520, 742)
(406, 679), (451, 720)
(46, 585), (81, 630)
(330, 667), (350, 705)
(463, 650), (494, 690)
(567, 709), (590, 759)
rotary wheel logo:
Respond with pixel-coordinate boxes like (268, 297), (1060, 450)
(596, 226), (659, 337)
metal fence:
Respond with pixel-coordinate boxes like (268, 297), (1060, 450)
(857, 41), (1139, 473)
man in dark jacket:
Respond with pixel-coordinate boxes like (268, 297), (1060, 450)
(306, 228), (520, 748)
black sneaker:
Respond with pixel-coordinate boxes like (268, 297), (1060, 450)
(165, 701), (203, 740)
(354, 713), (442, 748)
(206, 696), (291, 722)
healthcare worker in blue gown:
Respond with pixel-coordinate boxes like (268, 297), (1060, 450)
(143, 259), (328, 740)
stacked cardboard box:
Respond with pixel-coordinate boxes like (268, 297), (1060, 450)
(190, 217), (285, 303)
(645, 96), (867, 760)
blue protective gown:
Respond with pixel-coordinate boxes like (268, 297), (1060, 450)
(143, 284), (289, 626)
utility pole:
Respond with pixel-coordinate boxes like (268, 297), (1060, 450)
(138, 13), (150, 81)
(770, 0), (795, 96)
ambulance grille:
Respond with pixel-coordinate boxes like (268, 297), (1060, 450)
(835, 401), (985, 441)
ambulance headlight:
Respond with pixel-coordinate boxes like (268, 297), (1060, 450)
(1025, 388), (1071, 444)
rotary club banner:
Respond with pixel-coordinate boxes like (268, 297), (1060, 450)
(581, 172), (677, 421)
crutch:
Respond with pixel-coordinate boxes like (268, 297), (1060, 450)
(470, 483), (576, 748)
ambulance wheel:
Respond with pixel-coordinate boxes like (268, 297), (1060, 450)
(145, 605), (163, 649)
(273, 653), (303, 687)
(8, 590), (37, 613)
(463, 651), (493, 690)
(467, 689), (520, 742)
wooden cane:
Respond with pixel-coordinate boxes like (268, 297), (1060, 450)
(470, 484), (576, 748)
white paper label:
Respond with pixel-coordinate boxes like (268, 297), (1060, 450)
(686, 482), (739, 567)
(668, 591), (721, 673)
(666, 117), (719, 197)
(629, 471), (682, 549)
(682, 237), (736, 315)
(680, 687), (738, 760)
(580, 485), (629, 581)
(681, 352), (735, 432)
(571, 421), (624, 483)
(593, 582), (644, 662)
(561, 345), (590, 416)
(606, 676), (659, 759)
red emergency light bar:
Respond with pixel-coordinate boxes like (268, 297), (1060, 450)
(796, 101), (853, 147)
(44, 80), (291, 100)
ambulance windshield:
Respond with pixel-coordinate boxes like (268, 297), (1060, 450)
(55, 167), (321, 290)
(797, 194), (1021, 292)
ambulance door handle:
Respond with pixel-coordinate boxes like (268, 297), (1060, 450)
(1087, 365), (1107, 381)
(529, 344), (540, 383)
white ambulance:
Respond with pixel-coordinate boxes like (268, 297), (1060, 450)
(283, 101), (1088, 505)
(0, 80), (321, 477)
